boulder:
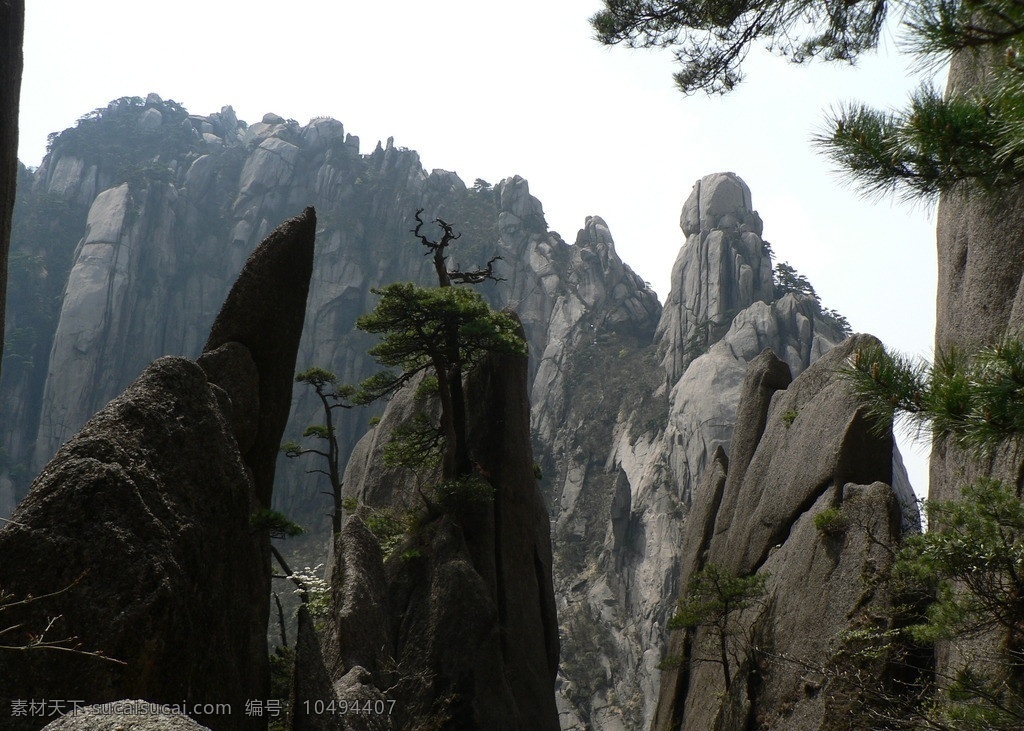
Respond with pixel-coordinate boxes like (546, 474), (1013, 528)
(0, 357), (262, 731)
(41, 701), (212, 731)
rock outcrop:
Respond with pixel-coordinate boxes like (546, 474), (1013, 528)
(0, 210), (315, 731)
(0, 357), (262, 731)
(657, 173), (774, 384)
(931, 50), (1024, 504)
(294, 323), (560, 731)
(41, 702), (213, 731)
(542, 173), (856, 730)
(652, 338), (917, 731)
(2, 97), (916, 731)
(202, 206), (316, 506)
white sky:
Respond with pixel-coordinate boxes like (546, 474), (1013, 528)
(17, 0), (940, 495)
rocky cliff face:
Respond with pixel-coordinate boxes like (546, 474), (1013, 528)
(292, 330), (560, 731)
(539, 173), (876, 730)
(0, 209), (315, 731)
(0, 95), (659, 528)
(2, 98), (915, 731)
(0, 0), (23, 383)
(651, 340), (916, 731)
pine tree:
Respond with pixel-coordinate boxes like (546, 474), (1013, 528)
(592, 0), (1024, 199)
(355, 211), (525, 481)
(839, 340), (1024, 728)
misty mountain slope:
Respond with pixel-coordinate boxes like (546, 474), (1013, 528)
(0, 94), (658, 527)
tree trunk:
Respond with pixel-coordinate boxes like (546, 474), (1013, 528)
(0, 0), (25, 387)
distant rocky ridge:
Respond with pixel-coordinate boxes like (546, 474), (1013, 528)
(1, 96), (915, 731)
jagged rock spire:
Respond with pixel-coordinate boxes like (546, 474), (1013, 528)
(657, 173), (774, 384)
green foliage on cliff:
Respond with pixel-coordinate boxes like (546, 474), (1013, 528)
(45, 96), (198, 184)
(669, 564), (768, 691)
(843, 338), (1024, 455)
(773, 260), (853, 336)
(839, 341), (1024, 728)
(355, 283), (525, 404)
(355, 211), (526, 481)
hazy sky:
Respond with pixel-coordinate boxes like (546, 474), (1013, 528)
(18, 0), (940, 492)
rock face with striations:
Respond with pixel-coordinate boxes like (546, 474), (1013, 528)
(0, 97), (659, 527)
(0, 97), (917, 731)
(651, 338), (917, 731)
(291, 324), (560, 731)
(0, 209), (316, 731)
(542, 173), (862, 730)
(657, 172), (774, 384)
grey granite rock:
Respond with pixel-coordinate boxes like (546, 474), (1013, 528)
(652, 337), (917, 731)
(41, 702), (212, 731)
(658, 173), (774, 384)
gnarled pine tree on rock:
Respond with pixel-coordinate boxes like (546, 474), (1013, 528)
(355, 210), (525, 482)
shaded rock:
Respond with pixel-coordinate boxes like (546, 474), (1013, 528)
(0, 0), (23, 380)
(332, 668), (392, 731)
(196, 341), (259, 453)
(649, 448), (730, 731)
(0, 209), (317, 731)
(323, 318), (559, 731)
(203, 205), (316, 507)
(0, 357), (262, 731)
(325, 518), (391, 680)
(463, 319), (561, 716)
(41, 701), (212, 730)
(289, 606), (346, 731)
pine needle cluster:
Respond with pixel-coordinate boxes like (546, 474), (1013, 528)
(593, 0), (1024, 198)
(841, 337), (1024, 455)
(592, 0), (890, 94)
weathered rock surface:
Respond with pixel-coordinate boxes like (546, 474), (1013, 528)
(657, 173), (774, 384)
(202, 205), (316, 506)
(652, 338), (917, 731)
(41, 702), (212, 731)
(1, 97), (918, 731)
(0, 209), (315, 731)
(0, 100), (658, 532)
(543, 174), (853, 730)
(931, 46), (1024, 702)
(0, 357), (262, 731)
(301, 327), (560, 731)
